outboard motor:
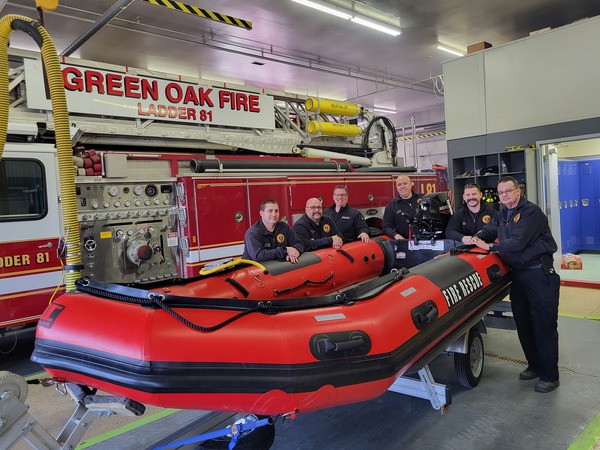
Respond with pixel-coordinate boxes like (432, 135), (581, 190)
(412, 192), (452, 244)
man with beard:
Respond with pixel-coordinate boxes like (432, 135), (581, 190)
(294, 197), (343, 250)
(445, 183), (498, 244)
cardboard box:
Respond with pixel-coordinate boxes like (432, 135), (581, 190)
(561, 254), (583, 270)
(467, 41), (492, 54)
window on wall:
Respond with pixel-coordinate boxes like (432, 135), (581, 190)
(0, 158), (47, 221)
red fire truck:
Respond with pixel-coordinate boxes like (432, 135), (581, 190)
(0, 49), (446, 335)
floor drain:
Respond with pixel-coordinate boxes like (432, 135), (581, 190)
(485, 352), (527, 365)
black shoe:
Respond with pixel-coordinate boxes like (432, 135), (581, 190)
(535, 380), (560, 393)
(519, 368), (539, 380)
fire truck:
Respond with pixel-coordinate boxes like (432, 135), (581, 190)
(0, 48), (446, 335)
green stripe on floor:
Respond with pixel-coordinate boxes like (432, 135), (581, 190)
(559, 313), (600, 321)
(76, 408), (181, 448)
(568, 411), (600, 450)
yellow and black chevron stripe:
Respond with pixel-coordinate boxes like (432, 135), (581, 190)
(141, 0), (252, 30)
(398, 131), (446, 141)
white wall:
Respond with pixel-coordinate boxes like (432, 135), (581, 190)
(443, 16), (600, 140)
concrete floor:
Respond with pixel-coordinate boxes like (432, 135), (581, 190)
(270, 316), (600, 450)
(2, 294), (599, 450)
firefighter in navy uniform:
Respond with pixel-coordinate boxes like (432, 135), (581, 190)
(472, 176), (560, 393)
(294, 197), (343, 250)
(323, 185), (370, 243)
(382, 175), (423, 239)
(242, 199), (303, 263)
(446, 183), (498, 244)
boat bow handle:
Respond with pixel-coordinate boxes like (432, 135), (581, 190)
(323, 337), (365, 353)
(411, 300), (439, 330)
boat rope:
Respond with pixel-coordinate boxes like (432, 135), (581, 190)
(273, 272), (334, 296)
(148, 292), (263, 332)
(75, 270), (407, 332)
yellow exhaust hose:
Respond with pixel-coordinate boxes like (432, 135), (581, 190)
(0, 15), (82, 292)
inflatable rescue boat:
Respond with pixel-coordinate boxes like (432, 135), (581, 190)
(32, 238), (511, 415)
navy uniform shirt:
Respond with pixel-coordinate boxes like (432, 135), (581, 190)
(445, 204), (498, 242)
(323, 204), (370, 242)
(293, 214), (341, 250)
(242, 220), (303, 262)
(382, 192), (423, 239)
(476, 197), (557, 269)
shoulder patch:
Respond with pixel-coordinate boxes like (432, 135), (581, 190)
(323, 224), (331, 233)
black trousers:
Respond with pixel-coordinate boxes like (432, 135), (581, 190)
(510, 267), (560, 382)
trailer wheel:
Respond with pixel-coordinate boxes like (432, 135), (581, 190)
(196, 414), (275, 450)
(454, 328), (484, 388)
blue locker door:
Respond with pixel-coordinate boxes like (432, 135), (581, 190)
(594, 160), (600, 250)
(579, 161), (597, 251)
(569, 162), (580, 252)
(558, 161), (572, 253)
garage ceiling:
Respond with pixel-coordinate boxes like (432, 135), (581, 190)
(3, 0), (600, 125)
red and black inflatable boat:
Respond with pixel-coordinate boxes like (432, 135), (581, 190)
(32, 239), (511, 416)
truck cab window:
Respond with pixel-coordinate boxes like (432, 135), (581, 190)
(0, 158), (47, 221)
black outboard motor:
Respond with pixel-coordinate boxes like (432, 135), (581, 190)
(414, 192), (452, 243)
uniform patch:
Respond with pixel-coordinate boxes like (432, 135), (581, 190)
(513, 213), (520, 223)
(482, 214), (491, 224)
(276, 233), (285, 243)
(323, 224), (331, 233)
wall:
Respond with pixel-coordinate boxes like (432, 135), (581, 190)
(443, 15), (600, 141)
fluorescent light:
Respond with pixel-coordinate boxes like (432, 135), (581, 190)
(436, 44), (464, 57)
(290, 0), (352, 20)
(290, 0), (401, 37)
(373, 107), (397, 114)
(350, 17), (401, 37)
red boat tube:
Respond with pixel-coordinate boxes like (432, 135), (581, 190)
(32, 240), (510, 416)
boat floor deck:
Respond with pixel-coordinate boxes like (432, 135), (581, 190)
(3, 285), (600, 450)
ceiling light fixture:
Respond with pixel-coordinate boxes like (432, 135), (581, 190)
(373, 107), (397, 114)
(436, 44), (464, 57)
(290, 0), (352, 20)
(290, 0), (401, 37)
(350, 17), (401, 37)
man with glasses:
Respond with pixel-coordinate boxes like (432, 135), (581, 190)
(471, 176), (560, 393)
(294, 197), (343, 250)
(446, 183), (498, 244)
(382, 175), (423, 239)
(324, 185), (371, 243)
(242, 199), (303, 263)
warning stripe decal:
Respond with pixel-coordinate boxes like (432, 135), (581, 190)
(141, 0), (253, 30)
(397, 131), (446, 141)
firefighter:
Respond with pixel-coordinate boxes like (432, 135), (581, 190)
(242, 199), (303, 263)
(445, 183), (498, 244)
(323, 185), (370, 243)
(294, 197), (343, 250)
(471, 176), (560, 393)
(382, 175), (423, 239)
